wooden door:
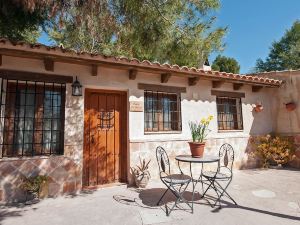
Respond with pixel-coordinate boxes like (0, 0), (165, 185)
(83, 89), (127, 187)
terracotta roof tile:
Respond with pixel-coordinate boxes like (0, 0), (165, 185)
(0, 38), (283, 86)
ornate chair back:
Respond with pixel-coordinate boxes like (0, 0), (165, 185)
(218, 143), (235, 176)
(156, 146), (170, 178)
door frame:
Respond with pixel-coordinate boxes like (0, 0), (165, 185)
(83, 88), (128, 187)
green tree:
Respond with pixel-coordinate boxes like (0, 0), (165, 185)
(48, 0), (226, 67)
(255, 20), (300, 72)
(0, 0), (49, 43)
(2, 0), (226, 68)
(211, 55), (240, 73)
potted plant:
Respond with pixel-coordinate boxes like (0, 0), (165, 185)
(131, 157), (151, 188)
(188, 115), (213, 157)
(20, 175), (48, 203)
(285, 102), (296, 111)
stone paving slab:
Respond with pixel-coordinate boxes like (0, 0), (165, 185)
(0, 169), (300, 225)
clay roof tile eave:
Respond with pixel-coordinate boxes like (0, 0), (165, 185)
(0, 38), (283, 87)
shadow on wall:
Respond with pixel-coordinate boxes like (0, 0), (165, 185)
(242, 107), (300, 169)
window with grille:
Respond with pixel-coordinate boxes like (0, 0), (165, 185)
(0, 79), (66, 158)
(144, 91), (182, 132)
(216, 96), (243, 130)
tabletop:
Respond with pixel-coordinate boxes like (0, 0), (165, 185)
(175, 155), (220, 163)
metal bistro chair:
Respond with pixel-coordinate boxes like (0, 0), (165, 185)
(156, 146), (192, 216)
(202, 143), (237, 207)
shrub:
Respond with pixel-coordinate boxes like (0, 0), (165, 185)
(250, 135), (295, 168)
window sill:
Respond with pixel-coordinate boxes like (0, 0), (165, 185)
(144, 131), (182, 135)
(0, 154), (64, 162)
(218, 130), (244, 133)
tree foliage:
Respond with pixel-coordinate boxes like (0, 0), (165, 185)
(48, 0), (226, 67)
(211, 55), (240, 73)
(0, 0), (50, 42)
(1, 0), (226, 68)
(255, 20), (300, 72)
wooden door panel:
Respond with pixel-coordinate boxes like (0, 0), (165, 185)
(114, 95), (120, 181)
(89, 93), (99, 186)
(106, 94), (115, 183)
(97, 93), (107, 184)
(83, 90), (126, 187)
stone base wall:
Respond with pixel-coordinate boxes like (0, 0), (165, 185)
(129, 136), (252, 185)
(0, 156), (81, 203)
(2, 135), (299, 203)
(289, 134), (300, 168)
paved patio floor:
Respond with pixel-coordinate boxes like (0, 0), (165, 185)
(1, 169), (300, 225)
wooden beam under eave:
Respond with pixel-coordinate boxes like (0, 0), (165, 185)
(212, 80), (224, 88)
(252, 85), (263, 92)
(91, 64), (98, 76)
(161, 73), (172, 83)
(129, 69), (137, 80)
(44, 58), (54, 71)
(188, 77), (200, 86)
(233, 83), (243, 90)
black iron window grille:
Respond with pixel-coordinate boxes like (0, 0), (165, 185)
(97, 110), (114, 130)
(144, 90), (182, 132)
(0, 79), (66, 158)
(216, 96), (243, 130)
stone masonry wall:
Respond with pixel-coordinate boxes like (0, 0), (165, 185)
(289, 134), (300, 168)
(0, 156), (81, 203)
(0, 85), (84, 203)
(128, 136), (252, 185)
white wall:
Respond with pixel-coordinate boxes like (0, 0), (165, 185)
(1, 55), (277, 177)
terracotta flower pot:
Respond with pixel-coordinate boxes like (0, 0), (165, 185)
(254, 105), (263, 112)
(134, 172), (150, 188)
(188, 142), (205, 158)
(286, 102), (296, 111)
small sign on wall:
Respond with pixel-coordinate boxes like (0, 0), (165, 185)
(130, 101), (144, 112)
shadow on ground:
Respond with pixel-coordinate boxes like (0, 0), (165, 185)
(0, 204), (31, 225)
(114, 187), (300, 222)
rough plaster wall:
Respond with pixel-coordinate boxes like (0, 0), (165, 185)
(0, 55), (278, 200)
(272, 75), (300, 134)
(255, 72), (300, 170)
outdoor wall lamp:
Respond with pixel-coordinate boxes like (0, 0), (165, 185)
(72, 76), (82, 96)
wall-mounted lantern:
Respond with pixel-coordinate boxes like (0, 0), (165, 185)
(72, 76), (82, 96)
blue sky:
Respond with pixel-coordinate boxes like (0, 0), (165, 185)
(39, 0), (300, 74)
(209, 0), (300, 73)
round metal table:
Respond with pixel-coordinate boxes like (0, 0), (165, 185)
(175, 154), (220, 211)
(176, 155), (220, 164)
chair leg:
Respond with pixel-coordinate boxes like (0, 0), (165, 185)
(212, 182), (222, 208)
(157, 188), (169, 206)
(214, 180), (237, 205)
(201, 178), (214, 198)
(165, 182), (192, 216)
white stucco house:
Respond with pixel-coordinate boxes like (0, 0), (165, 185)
(0, 39), (299, 203)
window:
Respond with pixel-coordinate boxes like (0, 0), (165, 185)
(144, 91), (182, 132)
(0, 79), (66, 158)
(216, 96), (243, 130)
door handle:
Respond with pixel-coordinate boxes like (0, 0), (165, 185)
(91, 135), (94, 144)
